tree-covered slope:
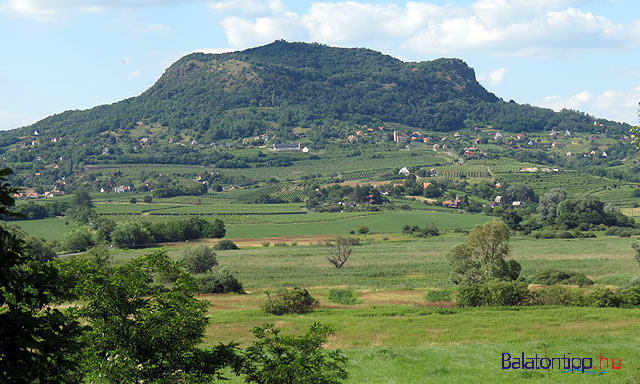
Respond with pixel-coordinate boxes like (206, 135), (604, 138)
(1, 40), (631, 150)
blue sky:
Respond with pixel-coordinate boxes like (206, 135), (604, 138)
(1, 0), (639, 131)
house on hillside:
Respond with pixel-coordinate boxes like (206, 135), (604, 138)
(393, 131), (408, 144)
(398, 167), (410, 176)
(272, 143), (301, 151)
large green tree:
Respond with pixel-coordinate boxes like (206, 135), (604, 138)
(447, 220), (521, 285)
(0, 168), (84, 383)
(74, 249), (236, 383)
(537, 188), (567, 223)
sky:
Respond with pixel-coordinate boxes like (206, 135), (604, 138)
(0, 0), (639, 131)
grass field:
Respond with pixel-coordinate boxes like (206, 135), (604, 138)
(201, 296), (640, 383)
(9, 217), (79, 241)
(224, 211), (492, 238)
(195, 232), (640, 383)
(12, 202), (640, 383)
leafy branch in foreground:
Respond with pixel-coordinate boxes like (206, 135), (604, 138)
(1, 167), (84, 384)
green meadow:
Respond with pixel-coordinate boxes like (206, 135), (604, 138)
(11, 199), (640, 383)
(10, 217), (79, 241)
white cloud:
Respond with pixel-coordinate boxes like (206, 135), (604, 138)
(3, 0), (197, 21)
(128, 69), (142, 79)
(216, 1), (640, 57)
(477, 68), (508, 86)
(208, 0), (285, 15)
(146, 23), (170, 32)
(540, 87), (640, 124)
(222, 12), (306, 48)
(488, 67), (507, 85)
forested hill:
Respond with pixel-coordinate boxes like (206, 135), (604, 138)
(1, 40), (631, 149)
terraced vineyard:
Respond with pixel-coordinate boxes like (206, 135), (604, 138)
(591, 186), (640, 206)
(271, 185), (305, 201)
(94, 203), (180, 215)
(339, 169), (395, 181)
(147, 202), (306, 215)
(494, 171), (624, 196)
(433, 164), (490, 179)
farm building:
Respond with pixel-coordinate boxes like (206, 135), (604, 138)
(272, 143), (301, 151)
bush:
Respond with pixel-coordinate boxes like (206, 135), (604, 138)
(402, 224), (440, 238)
(183, 245), (218, 274)
(262, 242), (270, 247)
(239, 323), (348, 384)
(111, 222), (153, 248)
(533, 285), (587, 306)
(532, 229), (594, 239)
(327, 289), (360, 305)
(262, 287), (318, 315)
(622, 276), (640, 290)
(618, 286), (640, 307)
(129, 197), (137, 204)
(197, 269), (245, 294)
(604, 226), (639, 237)
(143, 195), (153, 203)
(456, 280), (529, 307)
(426, 289), (452, 302)
(587, 287), (620, 307)
(356, 225), (369, 234)
(62, 229), (95, 252)
(529, 269), (594, 286)
(213, 239), (238, 250)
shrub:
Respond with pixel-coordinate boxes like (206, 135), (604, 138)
(327, 289), (360, 305)
(62, 229), (95, 252)
(262, 287), (318, 315)
(213, 239), (238, 250)
(111, 222), (153, 248)
(403, 223), (440, 238)
(587, 288), (620, 307)
(456, 280), (529, 307)
(197, 269), (245, 294)
(529, 269), (594, 286)
(183, 245), (218, 274)
(456, 285), (483, 307)
(618, 286), (640, 307)
(533, 285), (587, 306)
(129, 197), (137, 204)
(426, 289), (452, 302)
(622, 276), (640, 290)
(262, 242), (270, 247)
(143, 195), (153, 203)
(239, 323), (348, 384)
(482, 280), (530, 306)
(356, 225), (370, 234)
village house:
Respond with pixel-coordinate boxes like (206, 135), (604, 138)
(272, 143), (301, 151)
(393, 131), (409, 144)
(398, 167), (410, 176)
(115, 185), (131, 193)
